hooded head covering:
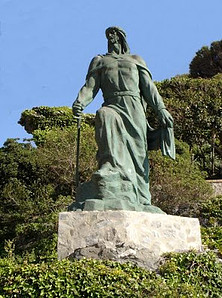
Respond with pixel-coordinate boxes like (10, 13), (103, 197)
(105, 26), (130, 54)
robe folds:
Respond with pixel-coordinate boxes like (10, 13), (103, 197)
(70, 53), (175, 212)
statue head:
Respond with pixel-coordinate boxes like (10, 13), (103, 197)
(105, 26), (130, 54)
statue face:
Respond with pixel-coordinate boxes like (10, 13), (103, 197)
(107, 29), (120, 45)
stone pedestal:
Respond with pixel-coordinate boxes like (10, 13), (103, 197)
(58, 211), (202, 270)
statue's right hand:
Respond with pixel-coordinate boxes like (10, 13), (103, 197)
(72, 103), (83, 117)
(158, 109), (174, 128)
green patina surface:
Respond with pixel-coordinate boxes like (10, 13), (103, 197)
(70, 26), (175, 213)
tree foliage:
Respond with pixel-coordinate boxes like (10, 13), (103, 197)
(189, 40), (222, 78)
(0, 139), (70, 257)
(0, 121), (97, 257)
(19, 106), (95, 145)
(156, 74), (222, 146)
(156, 74), (222, 176)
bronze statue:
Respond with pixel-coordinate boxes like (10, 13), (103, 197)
(70, 26), (175, 213)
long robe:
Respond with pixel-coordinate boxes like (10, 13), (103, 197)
(71, 53), (175, 212)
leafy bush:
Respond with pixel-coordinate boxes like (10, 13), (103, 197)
(19, 106), (76, 134)
(156, 74), (222, 147)
(159, 251), (222, 297)
(0, 257), (162, 297)
(149, 140), (213, 215)
(18, 106), (95, 144)
(35, 124), (97, 187)
(156, 74), (222, 177)
(0, 251), (221, 297)
(200, 195), (222, 226)
(201, 227), (222, 254)
(0, 122), (97, 257)
(200, 196), (222, 253)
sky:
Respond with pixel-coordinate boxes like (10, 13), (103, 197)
(0, 0), (222, 147)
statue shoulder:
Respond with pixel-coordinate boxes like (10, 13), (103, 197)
(131, 55), (147, 67)
(88, 55), (104, 71)
(131, 54), (152, 79)
(86, 55), (104, 78)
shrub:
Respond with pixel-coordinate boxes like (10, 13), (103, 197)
(156, 74), (222, 177)
(159, 251), (222, 297)
(149, 140), (213, 215)
(200, 196), (222, 254)
(0, 251), (221, 297)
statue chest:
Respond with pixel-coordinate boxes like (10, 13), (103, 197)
(100, 59), (139, 90)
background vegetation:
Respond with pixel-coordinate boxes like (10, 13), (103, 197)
(155, 73), (222, 177)
(1, 250), (221, 297)
(189, 39), (222, 78)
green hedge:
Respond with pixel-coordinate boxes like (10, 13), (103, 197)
(0, 252), (221, 297)
(200, 196), (222, 254)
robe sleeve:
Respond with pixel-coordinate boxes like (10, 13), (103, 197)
(138, 67), (166, 112)
(136, 55), (175, 160)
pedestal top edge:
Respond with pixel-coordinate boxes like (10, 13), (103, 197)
(59, 210), (199, 221)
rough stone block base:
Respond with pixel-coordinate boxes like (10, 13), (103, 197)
(58, 211), (202, 270)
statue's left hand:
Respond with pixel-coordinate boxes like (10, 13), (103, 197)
(158, 109), (174, 128)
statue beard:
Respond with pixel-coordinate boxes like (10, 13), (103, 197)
(108, 40), (122, 54)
